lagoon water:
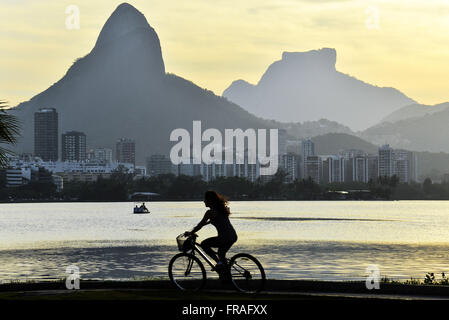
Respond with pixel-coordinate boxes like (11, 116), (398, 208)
(0, 201), (448, 283)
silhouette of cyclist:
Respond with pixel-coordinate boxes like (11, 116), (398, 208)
(186, 191), (237, 270)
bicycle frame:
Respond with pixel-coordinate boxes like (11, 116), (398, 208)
(189, 242), (217, 269)
(183, 235), (251, 275)
(188, 241), (243, 276)
(171, 235), (265, 292)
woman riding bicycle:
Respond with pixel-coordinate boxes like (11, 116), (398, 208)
(186, 190), (237, 270)
(169, 191), (264, 292)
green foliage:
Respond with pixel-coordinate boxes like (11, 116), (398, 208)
(62, 175), (129, 201)
(423, 178), (432, 193)
(381, 272), (449, 286)
(0, 101), (21, 167)
(167, 175), (206, 199)
(0, 181), (56, 201)
(421, 272), (449, 285)
(424, 272), (436, 284)
(441, 273), (449, 285)
(3, 167), (449, 201)
(207, 176), (254, 199)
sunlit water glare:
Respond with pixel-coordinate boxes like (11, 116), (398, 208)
(0, 201), (448, 282)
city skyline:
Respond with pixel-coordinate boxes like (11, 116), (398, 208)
(24, 103), (425, 184)
(2, 0), (449, 107)
(7, 131), (421, 185)
(33, 108), (134, 165)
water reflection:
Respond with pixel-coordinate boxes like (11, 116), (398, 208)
(0, 201), (449, 282)
(0, 240), (448, 283)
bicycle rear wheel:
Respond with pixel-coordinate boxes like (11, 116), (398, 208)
(229, 253), (266, 293)
(168, 253), (206, 291)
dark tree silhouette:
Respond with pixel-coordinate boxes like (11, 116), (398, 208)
(0, 101), (20, 167)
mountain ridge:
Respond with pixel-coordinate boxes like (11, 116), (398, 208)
(223, 48), (415, 130)
(361, 104), (449, 153)
(379, 102), (449, 124)
(11, 3), (367, 166)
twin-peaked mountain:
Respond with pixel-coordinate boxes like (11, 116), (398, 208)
(11, 3), (357, 165)
(9, 3), (446, 167)
(10, 3), (279, 165)
(223, 48), (415, 131)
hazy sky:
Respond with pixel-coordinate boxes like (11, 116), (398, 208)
(2, 0), (449, 107)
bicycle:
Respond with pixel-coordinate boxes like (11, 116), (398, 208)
(168, 232), (266, 293)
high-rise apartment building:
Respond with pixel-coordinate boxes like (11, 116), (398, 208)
(116, 138), (135, 166)
(278, 129), (288, 156)
(378, 144), (394, 178)
(378, 145), (417, 183)
(61, 131), (86, 161)
(352, 156), (369, 183)
(304, 155), (321, 183)
(94, 148), (113, 164)
(343, 153), (378, 183)
(301, 138), (315, 158)
(146, 154), (175, 176)
(393, 149), (418, 183)
(280, 153), (299, 182)
(367, 155), (379, 182)
(301, 138), (315, 179)
(322, 156), (345, 184)
(34, 108), (58, 161)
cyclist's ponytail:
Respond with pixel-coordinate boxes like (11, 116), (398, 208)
(204, 190), (231, 216)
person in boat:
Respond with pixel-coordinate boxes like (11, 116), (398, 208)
(139, 202), (148, 212)
(186, 191), (237, 270)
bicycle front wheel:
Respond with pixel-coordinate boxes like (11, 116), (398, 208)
(229, 253), (266, 293)
(168, 253), (206, 291)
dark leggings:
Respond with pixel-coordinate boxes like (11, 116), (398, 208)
(201, 237), (235, 263)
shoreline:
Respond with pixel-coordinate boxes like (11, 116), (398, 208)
(0, 199), (416, 204)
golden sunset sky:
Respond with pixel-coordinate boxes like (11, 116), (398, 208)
(1, 0), (449, 107)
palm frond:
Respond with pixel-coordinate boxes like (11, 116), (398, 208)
(0, 100), (21, 167)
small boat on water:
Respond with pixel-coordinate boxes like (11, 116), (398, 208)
(129, 193), (159, 214)
(133, 202), (150, 214)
